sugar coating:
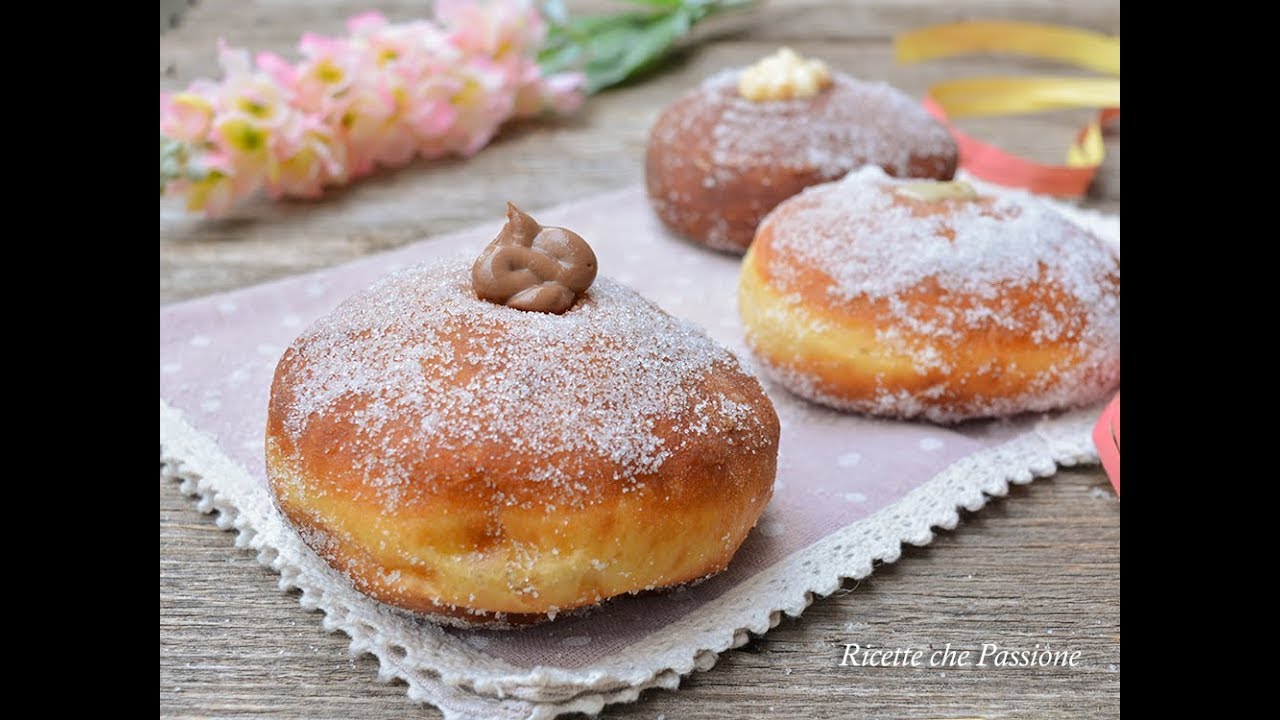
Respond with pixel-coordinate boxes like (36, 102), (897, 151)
(647, 69), (956, 250)
(749, 166), (1121, 422)
(276, 258), (770, 504)
(765, 167), (1119, 318)
(701, 70), (954, 178)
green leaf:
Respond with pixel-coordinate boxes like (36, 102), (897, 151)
(540, 0), (569, 26)
(565, 10), (656, 39)
(538, 0), (756, 94)
(612, 0), (686, 8)
(538, 40), (582, 76)
(160, 137), (186, 192)
(540, 11), (657, 74)
(583, 9), (690, 92)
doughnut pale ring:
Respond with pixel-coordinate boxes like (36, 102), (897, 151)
(738, 168), (1120, 423)
(267, 260), (780, 626)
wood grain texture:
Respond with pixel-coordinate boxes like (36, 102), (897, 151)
(160, 1), (1121, 717)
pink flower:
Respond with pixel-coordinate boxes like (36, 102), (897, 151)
(210, 112), (280, 190)
(160, 92), (215, 141)
(183, 173), (238, 216)
(514, 69), (587, 117)
(334, 76), (398, 177)
(159, 2), (587, 216)
(254, 51), (297, 89)
(540, 73), (587, 114)
(346, 10), (389, 36)
(440, 56), (516, 156)
(212, 40), (292, 130)
(178, 153), (257, 216)
(350, 12), (452, 69)
(437, 0), (545, 60)
(270, 117), (347, 198)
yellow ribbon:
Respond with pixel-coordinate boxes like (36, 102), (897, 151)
(925, 77), (1119, 118)
(895, 21), (1119, 192)
(896, 21), (1119, 75)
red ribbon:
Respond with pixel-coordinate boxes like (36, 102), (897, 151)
(924, 98), (1119, 197)
(1092, 393), (1120, 496)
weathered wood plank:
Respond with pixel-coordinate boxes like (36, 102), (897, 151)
(159, 2), (1120, 302)
(160, 2), (1121, 717)
(159, 469), (1120, 718)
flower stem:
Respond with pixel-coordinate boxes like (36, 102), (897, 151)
(540, 0), (758, 94)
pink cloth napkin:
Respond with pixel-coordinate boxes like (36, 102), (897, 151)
(160, 181), (1117, 719)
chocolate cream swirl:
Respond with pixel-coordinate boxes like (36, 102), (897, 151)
(471, 203), (598, 314)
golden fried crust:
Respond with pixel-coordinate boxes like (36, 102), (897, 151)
(265, 269), (779, 625)
(738, 174), (1120, 423)
(645, 72), (957, 254)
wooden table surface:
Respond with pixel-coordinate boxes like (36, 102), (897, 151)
(160, 2), (1120, 717)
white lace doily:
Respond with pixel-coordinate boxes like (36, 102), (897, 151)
(160, 180), (1117, 719)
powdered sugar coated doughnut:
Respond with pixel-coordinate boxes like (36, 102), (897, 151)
(646, 69), (958, 254)
(738, 167), (1120, 423)
(266, 258), (779, 626)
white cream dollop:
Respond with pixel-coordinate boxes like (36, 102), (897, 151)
(738, 47), (834, 101)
